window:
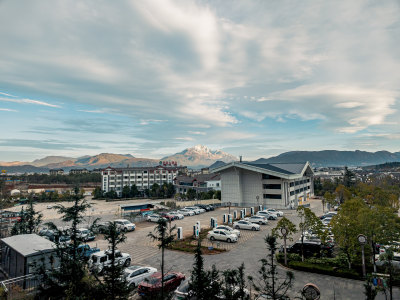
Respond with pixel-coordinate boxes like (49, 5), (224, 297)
(290, 182), (294, 187)
(290, 191), (294, 196)
(262, 174), (280, 179)
(263, 184), (281, 189)
(263, 194), (281, 199)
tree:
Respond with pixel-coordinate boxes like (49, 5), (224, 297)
(97, 222), (132, 299)
(331, 198), (366, 269)
(249, 235), (294, 300)
(148, 218), (176, 299)
(343, 166), (356, 188)
(92, 186), (103, 199)
(297, 206), (324, 261)
(187, 188), (197, 200)
(335, 184), (351, 204)
(188, 239), (221, 300)
(122, 185), (130, 198)
(35, 186), (96, 299)
(220, 265), (249, 300)
(272, 217), (297, 241)
(130, 184), (139, 197)
(323, 191), (336, 212)
(11, 199), (42, 235)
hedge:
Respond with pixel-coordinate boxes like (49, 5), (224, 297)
(288, 261), (360, 280)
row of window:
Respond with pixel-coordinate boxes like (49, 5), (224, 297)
(262, 184), (281, 189)
(263, 194), (281, 199)
(290, 186), (310, 196)
(289, 179), (311, 187)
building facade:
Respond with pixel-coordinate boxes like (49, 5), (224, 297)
(49, 169), (64, 175)
(174, 173), (221, 194)
(101, 165), (185, 196)
(69, 168), (89, 175)
(211, 162), (314, 209)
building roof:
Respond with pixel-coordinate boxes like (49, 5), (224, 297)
(1, 234), (56, 257)
(211, 161), (313, 179)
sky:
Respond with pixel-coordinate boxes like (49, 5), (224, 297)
(0, 0), (400, 161)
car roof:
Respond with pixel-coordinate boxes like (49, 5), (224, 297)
(114, 219), (129, 222)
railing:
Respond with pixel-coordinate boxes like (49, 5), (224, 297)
(0, 274), (41, 299)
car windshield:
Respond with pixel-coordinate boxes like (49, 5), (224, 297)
(148, 277), (161, 284)
(81, 229), (89, 234)
(122, 221), (130, 224)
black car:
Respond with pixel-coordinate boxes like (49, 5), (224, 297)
(195, 204), (211, 211)
(281, 241), (333, 258)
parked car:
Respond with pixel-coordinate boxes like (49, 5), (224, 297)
(70, 244), (100, 258)
(147, 214), (162, 222)
(233, 220), (260, 231)
(215, 225), (240, 237)
(113, 219), (136, 232)
(39, 229), (71, 244)
(177, 209), (195, 216)
(185, 207), (204, 214)
(266, 208), (283, 217)
(195, 204), (212, 211)
(207, 229), (238, 243)
(169, 211), (184, 220)
(245, 215), (268, 225)
(138, 272), (185, 297)
(123, 265), (158, 287)
(160, 212), (175, 221)
(46, 205), (53, 209)
(281, 241), (333, 258)
(375, 252), (400, 269)
(320, 212), (337, 220)
(257, 211), (278, 220)
(96, 221), (113, 233)
(89, 250), (131, 274)
(76, 228), (96, 241)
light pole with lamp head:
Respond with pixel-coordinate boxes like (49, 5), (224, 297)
(281, 227), (288, 266)
(358, 234), (367, 278)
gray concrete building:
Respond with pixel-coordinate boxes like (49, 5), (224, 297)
(211, 161), (314, 209)
(1, 234), (59, 278)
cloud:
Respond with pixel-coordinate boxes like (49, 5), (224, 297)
(174, 137), (194, 141)
(0, 96), (61, 108)
(0, 108), (17, 112)
(188, 131), (206, 135)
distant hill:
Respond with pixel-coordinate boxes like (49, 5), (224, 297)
(253, 150), (400, 167)
(0, 165), (50, 174)
(362, 161), (400, 171)
(162, 145), (237, 168)
(31, 156), (75, 167)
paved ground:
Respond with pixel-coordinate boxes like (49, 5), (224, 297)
(38, 199), (399, 299)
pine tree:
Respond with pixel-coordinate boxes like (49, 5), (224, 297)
(98, 221), (132, 300)
(148, 218), (176, 299)
(11, 198), (42, 235)
(249, 235), (294, 300)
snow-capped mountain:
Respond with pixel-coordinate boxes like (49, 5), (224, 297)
(161, 145), (237, 168)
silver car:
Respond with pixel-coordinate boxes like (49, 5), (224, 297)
(207, 229), (238, 243)
(124, 265), (157, 287)
(215, 225), (241, 237)
(245, 215), (268, 225)
(233, 220), (260, 231)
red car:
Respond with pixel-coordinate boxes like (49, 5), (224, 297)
(159, 212), (175, 221)
(138, 272), (185, 297)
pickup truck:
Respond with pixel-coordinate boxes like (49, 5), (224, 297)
(76, 244), (100, 258)
(89, 250), (131, 274)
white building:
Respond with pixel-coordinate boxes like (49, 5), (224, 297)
(102, 166), (184, 196)
(211, 161), (314, 209)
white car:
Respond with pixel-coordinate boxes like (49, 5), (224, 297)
(177, 209), (195, 216)
(89, 250), (131, 274)
(114, 219), (136, 232)
(146, 214), (161, 222)
(266, 209), (283, 217)
(233, 220), (260, 231)
(375, 252), (400, 269)
(169, 212), (184, 220)
(257, 211), (278, 220)
(185, 207), (202, 214)
(245, 215), (268, 225)
(215, 225), (241, 237)
(123, 265), (158, 287)
(76, 228), (95, 241)
(47, 205), (53, 209)
(207, 229), (238, 243)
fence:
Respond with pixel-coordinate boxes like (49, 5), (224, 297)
(1, 274), (41, 299)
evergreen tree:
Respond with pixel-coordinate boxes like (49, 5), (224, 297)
(148, 218), (176, 299)
(97, 221), (132, 300)
(11, 199), (42, 235)
(130, 184), (139, 197)
(122, 185), (130, 198)
(35, 186), (97, 299)
(188, 240), (221, 300)
(249, 235), (294, 300)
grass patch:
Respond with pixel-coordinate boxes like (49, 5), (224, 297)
(168, 227), (227, 255)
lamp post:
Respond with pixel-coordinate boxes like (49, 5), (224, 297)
(256, 195), (259, 211)
(358, 234), (367, 278)
(281, 227), (288, 266)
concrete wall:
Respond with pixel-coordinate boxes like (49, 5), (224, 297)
(221, 168), (241, 206)
(240, 169), (263, 207)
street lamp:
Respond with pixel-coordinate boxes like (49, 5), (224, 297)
(256, 195), (259, 211)
(358, 234), (367, 278)
(281, 227), (288, 266)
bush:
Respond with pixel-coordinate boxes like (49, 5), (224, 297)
(288, 261), (360, 279)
